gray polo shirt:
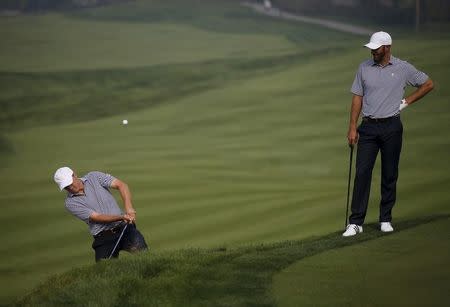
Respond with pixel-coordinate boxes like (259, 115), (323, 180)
(65, 171), (122, 236)
(351, 55), (429, 118)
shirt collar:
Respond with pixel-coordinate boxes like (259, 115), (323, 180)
(372, 55), (395, 67)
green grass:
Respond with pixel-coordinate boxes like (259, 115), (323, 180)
(1, 0), (450, 305)
(0, 49), (346, 132)
(273, 217), (450, 307)
(17, 215), (449, 307)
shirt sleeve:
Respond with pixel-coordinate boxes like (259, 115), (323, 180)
(404, 61), (429, 87)
(65, 200), (93, 223)
(350, 64), (364, 96)
(89, 171), (116, 188)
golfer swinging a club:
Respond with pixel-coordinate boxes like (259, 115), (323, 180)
(343, 31), (434, 237)
(54, 167), (148, 261)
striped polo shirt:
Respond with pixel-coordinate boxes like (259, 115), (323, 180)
(65, 171), (123, 236)
(351, 55), (429, 118)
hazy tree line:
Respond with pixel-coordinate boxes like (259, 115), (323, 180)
(0, 0), (134, 11)
(271, 0), (450, 24)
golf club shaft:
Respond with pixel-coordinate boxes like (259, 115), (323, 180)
(345, 144), (354, 228)
(108, 223), (128, 259)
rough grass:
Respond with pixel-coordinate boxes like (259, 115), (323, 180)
(16, 215), (449, 307)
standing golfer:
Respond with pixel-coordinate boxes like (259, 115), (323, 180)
(54, 167), (148, 261)
(343, 31), (434, 237)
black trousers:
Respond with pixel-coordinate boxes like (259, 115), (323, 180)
(92, 223), (148, 262)
(349, 116), (403, 226)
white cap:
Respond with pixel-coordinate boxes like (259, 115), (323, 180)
(54, 167), (74, 191)
(364, 31), (392, 49)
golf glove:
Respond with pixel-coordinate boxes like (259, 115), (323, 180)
(399, 98), (408, 111)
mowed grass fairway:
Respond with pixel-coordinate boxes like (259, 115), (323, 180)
(1, 0), (449, 305)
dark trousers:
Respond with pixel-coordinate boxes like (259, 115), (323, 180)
(92, 223), (148, 262)
(349, 116), (403, 226)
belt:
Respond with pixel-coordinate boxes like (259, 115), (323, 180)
(94, 224), (125, 238)
(362, 115), (399, 123)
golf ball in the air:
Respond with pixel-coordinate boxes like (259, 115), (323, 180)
(122, 119), (128, 125)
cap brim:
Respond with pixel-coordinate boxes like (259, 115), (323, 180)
(364, 42), (382, 49)
(59, 178), (73, 191)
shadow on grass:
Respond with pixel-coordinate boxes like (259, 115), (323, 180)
(16, 214), (449, 307)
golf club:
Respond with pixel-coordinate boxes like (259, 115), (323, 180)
(108, 223), (129, 259)
(345, 144), (354, 229)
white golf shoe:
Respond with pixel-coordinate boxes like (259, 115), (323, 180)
(342, 224), (363, 237)
(380, 222), (394, 232)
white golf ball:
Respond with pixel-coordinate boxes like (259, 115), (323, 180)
(122, 119), (128, 125)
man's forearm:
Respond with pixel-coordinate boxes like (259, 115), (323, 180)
(118, 183), (135, 213)
(404, 78), (434, 105)
(347, 95), (363, 145)
(89, 212), (125, 224)
(349, 95), (363, 128)
(111, 179), (136, 214)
